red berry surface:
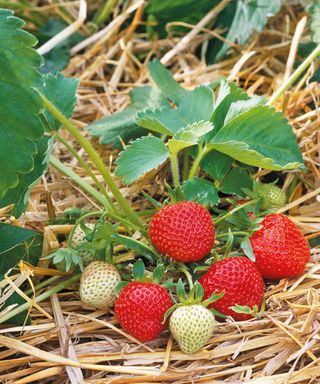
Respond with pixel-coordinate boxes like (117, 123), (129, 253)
(149, 201), (215, 262)
(199, 257), (264, 321)
(249, 214), (310, 279)
(115, 282), (173, 342)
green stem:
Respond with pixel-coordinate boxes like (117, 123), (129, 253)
(56, 134), (116, 213)
(179, 265), (194, 290)
(25, 275), (61, 296)
(267, 43), (320, 106)
(170, 154), (180, 188)
(0, 274), (81, 325)
(182, 151), (189, 182)
(188, 145), (210, 180)
(67, 211), (103, 247)
(214, 199), (257, 225)
(92, 0), (118, 26)
(42, 95), (143, 229)
(216, 231), (248, 239)
(49, 156), (111, 209)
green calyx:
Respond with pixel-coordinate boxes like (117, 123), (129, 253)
(115, 259), (166, 296)
(164, 280), (224, 321)
(230, 300), (265, 319)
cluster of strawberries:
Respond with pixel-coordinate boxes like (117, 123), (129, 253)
(80, 201), (310, 353)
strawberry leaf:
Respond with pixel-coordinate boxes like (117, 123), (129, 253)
(210, 105), (304, 170)
(0, 9), (45, 198)
(223, 96), (264, 125)
(241, 238), (256, 261)
(200, 151), (233, 181)
(168, 121), (213, 155)
(182, 177), (219, 207)
(115, 136), (169, 185)
(147, 59), (188, 105)
(220, 167), (253, 197)
(136, 86), (214, 135)
(215, 0), (284, 60)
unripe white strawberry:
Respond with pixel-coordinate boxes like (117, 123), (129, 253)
(71, 223), (95, 267)
(169, 304), (215, 354)
(80, 261), (121, 309)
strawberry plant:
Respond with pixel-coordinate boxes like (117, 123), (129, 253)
(0, 5), (319, 361)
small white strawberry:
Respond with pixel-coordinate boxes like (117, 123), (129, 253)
(80, 261), (121, 309)
(166, 280), (223, 354)
(71, 223), (95, 267)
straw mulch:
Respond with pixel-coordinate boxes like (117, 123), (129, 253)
(1, 1), (320, 383)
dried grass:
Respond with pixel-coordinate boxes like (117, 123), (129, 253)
(1, 1), (320, 383)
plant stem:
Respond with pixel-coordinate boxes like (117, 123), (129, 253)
(56, 134), (116, 212)
(92, 0), (118, 26)
(25, 275), (61, 296)
(214, 199), (257, 225)
(188, 145), (210, 180)
(49, 156), (111, 209)
(182, 151), (189, 182)
(0, 274), (81, 325)
(179, 265), (194, 290)
(170, 154), (180, 187)
(267, 43), (320, 106)
(42, 95), (143, 229)
(216, 231), (248, 239)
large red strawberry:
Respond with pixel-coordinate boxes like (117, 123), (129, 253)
(149, 201), (215, 262)
(199, 257), (264, 321)
(115, 281), (173, 342)
(249, 214), (310, 279)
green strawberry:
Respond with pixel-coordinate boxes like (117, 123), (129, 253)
(80, 261), (121, 309)
(170, 304), (215, 354)
(166, 280), (223, 354)
(71, 223), (95, 266)
(253, 181), (287, 210)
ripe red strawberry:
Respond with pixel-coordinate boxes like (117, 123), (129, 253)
(249, 214), (310, 279)
(149, 201), (215, 262)
(199, 257), (264, 321)
(115, 281), (173, 342)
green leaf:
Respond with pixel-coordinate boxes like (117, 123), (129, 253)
(87, 86), (169, 147)
(132, 259), (145, 282)
(0, 9), (45, 198)
(168, 121), (213, 155)
(241, 238), (255, 262)
(147, 59), (189, 105)
(0, 274), (31, 325)
(224, 96), (265, 125)
(137, 86), (214, 135)
(307, 0), (320, 44)
(40, 72), (79, 130)
(37, 18), (85, 74)
(220, 167), (253, 197)
(210, 81), (250, 136)
(0, 136), (54, 217)
(152, 264), (165, 284)
(111, 234), (158, 263)
(0, 223), (43, 274)
(215, 0), (284, 60)
(200, 151), (233, 181)
(182, 177), (219, 207)
(210, 105), (304, 170)
(115, 136), (169, 185)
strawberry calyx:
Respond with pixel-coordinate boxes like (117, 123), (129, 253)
(164, 279), (224, 322)
(115, 259), (166, 296)
(230, 300), (265, 320)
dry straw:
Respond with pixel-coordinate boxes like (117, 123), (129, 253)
(0, 1), (319, 383)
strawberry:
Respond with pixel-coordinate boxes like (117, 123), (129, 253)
(249, 214), (310, 279)
(114, 261), (173, 342)
(254, 181), (287, 210)
(71, 223), (95, 267)
(167, 281), (221, 354)
(80, 261), (121, 309)
(199, 257), (264, 321)
(149, 201), (215, 263)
